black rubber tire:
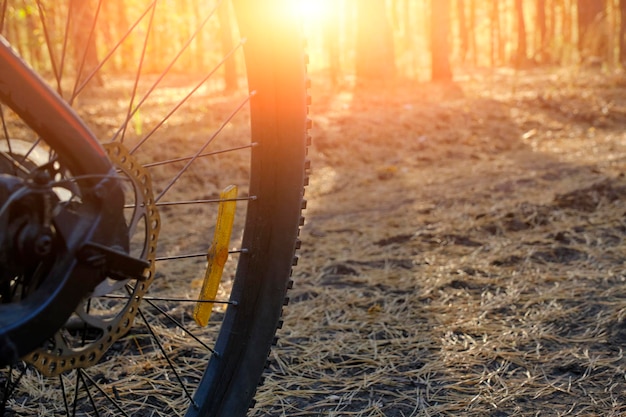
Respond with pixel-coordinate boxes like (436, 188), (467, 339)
(186, 1), (309, 415)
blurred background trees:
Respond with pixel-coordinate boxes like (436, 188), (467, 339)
(302, 0), (626, 85)
(1, 0), (626, 90)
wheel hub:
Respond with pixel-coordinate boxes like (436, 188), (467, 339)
(0, 145), (153, 370)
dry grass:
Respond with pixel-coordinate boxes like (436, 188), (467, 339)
(252, 67), (626, 416)
(5, 65), (626, 416)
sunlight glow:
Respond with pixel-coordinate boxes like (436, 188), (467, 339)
(289, 0), (334, 22)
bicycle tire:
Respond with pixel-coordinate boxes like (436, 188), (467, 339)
(0, 0), (309, 416)
(190, 1), (309, 415)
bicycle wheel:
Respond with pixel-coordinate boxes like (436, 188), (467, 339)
(0, 0), (309, 415)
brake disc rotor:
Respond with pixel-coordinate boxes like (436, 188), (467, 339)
(24, 142), (160, 376)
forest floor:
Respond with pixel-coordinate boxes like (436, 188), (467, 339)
(251, 66), (626, 416)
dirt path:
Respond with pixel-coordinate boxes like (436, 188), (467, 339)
(252, 67), (626, 416)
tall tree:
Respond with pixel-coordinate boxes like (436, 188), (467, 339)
(490, 1), (499, 67)
(70, 0), (103, 87)
(577, 0), (606, 53)
(536, 0), (548, 63)
(469, 0), (477, 65)
(431, 0), (452, 81)
(457, 0), (469, 62)
(619, 0), (626, 65)
(355, 0), (395, 82)
(514, 0), (528, 67)
(323, 1), (341, 85)
(560, 0), (575, 63)
(99, 0), (133, 73)
(218, 0), (237, 92)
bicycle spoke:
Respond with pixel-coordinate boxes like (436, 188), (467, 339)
(35, 0), (62, 95)
(0, 107), (7, 140)
(73, 1), (157, 100)
(119, 0), (156, 144)
(101, 294), (235, 306)
(139, 296), (215, 353)
(59, 374), (71, 417)
(15, 138), (44, 171)
(154, 93), (254, 203)
(78, 370), (102, 417)
(80, 370), (131, 417)
(142, 143), (257, 168)
(71, 371), (80, 416)
(0, 106), (14, 175)
(125, 38), (245, 152)
(113, 1), (231, 147)
(152, 196), (254, 208)
(1, 365), (26, 414)
(57, 0), (73, 97)
(68, 0), (104, 106)
(136, 306), (197, 408)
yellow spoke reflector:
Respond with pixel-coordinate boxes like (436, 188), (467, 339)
(193, 185), (238, 327)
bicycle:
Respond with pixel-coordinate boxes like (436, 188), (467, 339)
(0, 0), (309, 415)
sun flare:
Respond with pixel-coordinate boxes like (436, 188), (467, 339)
(289, 0), (335, 22)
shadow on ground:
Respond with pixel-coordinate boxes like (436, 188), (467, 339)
(253, 67), (626, 416)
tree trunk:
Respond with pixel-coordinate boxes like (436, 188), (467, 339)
(457, 0), (468, 63)
(469, 0), (477, 65)
(324, 1), (341, 85)
(577, 0), (606, 52)
(489, 1), (498, 67)
(431, 0), (452, 81)
(355, 0), (395, 82)
(70, 0), (103, 88)
(536, 0), (547, 63)
(619, 0), (626, 65)
(98, 0), (131, 73)
(515, 0), (528, 67)
(561, 0), (574, 62)
(0, 1), (6, 33)
(218, 0), (237, 92)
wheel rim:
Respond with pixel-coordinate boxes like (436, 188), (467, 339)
(0, 1), (308, 416)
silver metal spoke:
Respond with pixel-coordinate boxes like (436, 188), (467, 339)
(113, 1), (232, 148)
(59, 374), (71, 417)
(155, 248), (246, 261)
(73, 1), (158, 100)
(155, 92), (254, 203)
(141, 297), (216, 352)
(80, 370), (131, 417)
(35, 0), (62, 95)
(101, 294), (235, 306)
(1, 365), (26, 414)
(69, 0), (104, 106)
(77, 370), (102, 417)
(142, 143), (257, 168)
(119, 0), (157, 144)
(124, 40), (245, 153)
(0, 106), (13, 174)
(136, 306), (197, 408)
(123, 196), (253, 209)
(152, 196), (254, 207)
